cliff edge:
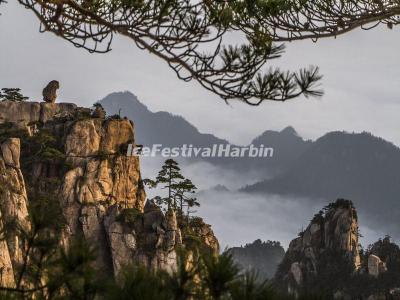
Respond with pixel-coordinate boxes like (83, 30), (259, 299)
(0, 100), (219, 281)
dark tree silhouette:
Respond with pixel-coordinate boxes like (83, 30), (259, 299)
(8, 1), (400, 105)
(0, 88), (29, 101)
(9, 0), (329, 105)
(0, 188), (287, 300)
(144, 159), (198, 215)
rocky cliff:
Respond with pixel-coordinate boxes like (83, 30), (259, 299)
(274, 200), (400, 299)
(0, 100), (219, 282)
(0, 137), (29, 287)
(0, 101), (77, 127)
(275, 199), (360, 297)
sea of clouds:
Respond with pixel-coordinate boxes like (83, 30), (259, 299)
(140, 157), (386, 250)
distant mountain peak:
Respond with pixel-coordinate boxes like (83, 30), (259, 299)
(210, 184), (230, 192)
(99, 91), (311, 174)
(100, 91), (149, 114)
(99, 91), (228, 147)
(280, 126), (298, 136)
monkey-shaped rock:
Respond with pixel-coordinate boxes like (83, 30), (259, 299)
(42, 80), (60, 103)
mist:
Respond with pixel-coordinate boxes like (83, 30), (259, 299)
(139, 157), (387, 250)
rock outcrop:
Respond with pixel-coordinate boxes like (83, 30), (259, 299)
(275, 199), (360, 297)
(366, 236), (399, 278)
(274, 201), (400, 299)
(0, 100), (77, 127)
(42, 80), (60, 103)
(104, 200), (183, 276)
(0, 138), (30, 267)
(368, 254), (387, 277)
(0, 101), (219, 283)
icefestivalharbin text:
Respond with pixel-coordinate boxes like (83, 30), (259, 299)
(127, 144), (274, 158)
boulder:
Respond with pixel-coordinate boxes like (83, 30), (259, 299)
(390, 288), (400, 300)
(368, 254), (387, 277)
(42, 80), (59, 103)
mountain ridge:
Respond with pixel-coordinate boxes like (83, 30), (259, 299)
(100, 91), (229, 147)
(99, 91), (311, 174)
(100, 91), (400, 239)
(243, 130), (400, 237)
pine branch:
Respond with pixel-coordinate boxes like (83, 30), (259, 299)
(14, 0), (329, 104)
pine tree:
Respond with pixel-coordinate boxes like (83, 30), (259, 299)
(175, 178), (199, 218)
(8, 0), (332, 105)
(156, 159), (184, 210)
(144, 159), (198, 215)
(0, 184), (303, 300)
(10, 1), (400, 105)
(0, 88), (29, 102)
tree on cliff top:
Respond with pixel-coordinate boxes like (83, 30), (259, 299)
(144, 159), (198, 215)
(0, 88), (29, 101)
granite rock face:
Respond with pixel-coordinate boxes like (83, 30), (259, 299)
(274, 201), (400, 299)
(104, 201), (184, 276)
(368, 254), (387, 277)
(0, 101), (219, 283)
(275, 199), (360, 296)
(0, 138), (30, 267)
(366, 236), (398, 279)
(0, 210), (15, 288)
(0, 100), (77, 126)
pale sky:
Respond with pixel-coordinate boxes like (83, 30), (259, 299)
(1, 1), (400, 146)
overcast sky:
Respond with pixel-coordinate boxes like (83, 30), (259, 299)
(1, 2), (400, 146)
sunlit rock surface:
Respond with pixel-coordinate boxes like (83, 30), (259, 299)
(0, 101), (218, 283)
